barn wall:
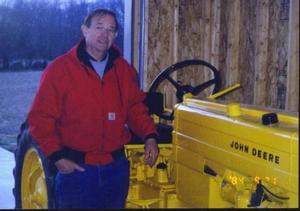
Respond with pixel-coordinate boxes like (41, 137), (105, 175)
(136, 0), (299, 112)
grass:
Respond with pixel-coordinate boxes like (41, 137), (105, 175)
(0, 71), (42, 152)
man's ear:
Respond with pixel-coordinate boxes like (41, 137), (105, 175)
(114, 31), (118, 39)
(81, 25), (88, 37)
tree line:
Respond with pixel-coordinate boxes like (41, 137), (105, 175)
(0, 0), (124, 70)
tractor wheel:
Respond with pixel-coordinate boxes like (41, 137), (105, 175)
(13, 121), (57, 208)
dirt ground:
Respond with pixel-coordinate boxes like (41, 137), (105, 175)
(0, 71), (42, 152)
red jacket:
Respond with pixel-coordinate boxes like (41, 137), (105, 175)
(28, 40), (158, 164)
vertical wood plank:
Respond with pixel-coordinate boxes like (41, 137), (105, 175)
(146, 0), (176, 85)
(203, 0), (212, 63)
(146, 0), (177, 107)
(202, 0), (213, 96)
(286, 0), (299, 111)
(254, 0), (270, 106)
(211, 0), (221, 69)
(224, 0), (241, 101)
(239, 0), (257, 104)
(169, 0), (179, 106)
(218, 0), (228, 90)
(267, 0), (282, 109)
(177, 0), (204, 97)
(267, 0), (289, 109)
(172, 0), (179, 63)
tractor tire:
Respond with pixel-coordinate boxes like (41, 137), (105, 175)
(13, 121), (57, 208)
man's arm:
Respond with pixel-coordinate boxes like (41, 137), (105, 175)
(27, 62), (67, 165)
(125, 66), (159, 166)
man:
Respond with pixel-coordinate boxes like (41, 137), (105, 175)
(27, 8), (159, 208)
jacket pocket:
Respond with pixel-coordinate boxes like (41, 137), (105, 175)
(103, 112), (127, 150)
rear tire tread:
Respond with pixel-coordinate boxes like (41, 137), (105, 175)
(13, 121), (57, 208)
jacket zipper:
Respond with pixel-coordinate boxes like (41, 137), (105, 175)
(81, 62), (105, 153)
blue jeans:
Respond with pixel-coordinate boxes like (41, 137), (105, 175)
(54, 156), (130, 208)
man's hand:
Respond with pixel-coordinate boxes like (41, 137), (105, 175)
(144, 138), (159, 167)
(55, 158), (85, 174)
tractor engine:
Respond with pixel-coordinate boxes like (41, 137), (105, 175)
(172, 99), (298, 208)
(125, 98), (298, 208)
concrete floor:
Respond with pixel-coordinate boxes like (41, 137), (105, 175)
(0, 147), (15, 209)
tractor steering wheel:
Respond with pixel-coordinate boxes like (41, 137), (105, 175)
(148, 59), (221, 121)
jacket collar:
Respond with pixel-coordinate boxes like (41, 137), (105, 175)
(75, 38), (121, 73)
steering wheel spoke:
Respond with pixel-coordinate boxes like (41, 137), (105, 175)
(192, 78), (218, 95)
(166, 75), (181, 90)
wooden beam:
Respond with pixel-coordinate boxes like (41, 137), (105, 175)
(286, 0), (299, 112)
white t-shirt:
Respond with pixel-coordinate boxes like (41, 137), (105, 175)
(90, 53), (109, 79)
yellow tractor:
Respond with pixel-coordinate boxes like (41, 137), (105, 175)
(13, 60), (298, 208)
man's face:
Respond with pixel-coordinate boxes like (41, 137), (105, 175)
(81, 14), (117, 55)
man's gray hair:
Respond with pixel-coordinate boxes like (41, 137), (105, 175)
(83, 8), (119, 31)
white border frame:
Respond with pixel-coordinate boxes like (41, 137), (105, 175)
(123, 0), (132, 63)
